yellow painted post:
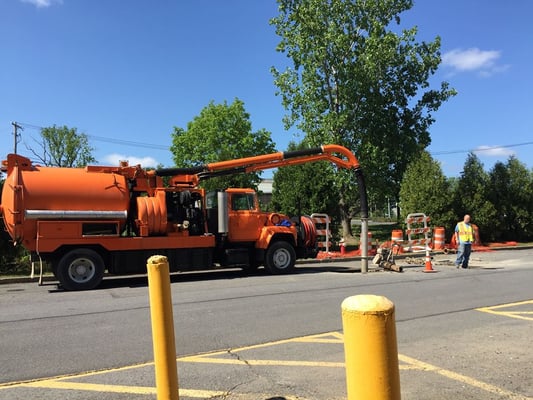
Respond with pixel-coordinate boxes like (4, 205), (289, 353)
(147, 255), (179, 400)
(341, 295), (401, 400)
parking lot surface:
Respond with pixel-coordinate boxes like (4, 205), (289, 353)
(1, 249), (532, 399)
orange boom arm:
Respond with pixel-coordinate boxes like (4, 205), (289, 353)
(156, 144), (368, 219)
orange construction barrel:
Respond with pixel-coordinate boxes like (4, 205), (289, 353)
(433, 227), (445, 250)
(391, 230), (403, 243)
(359, 231), (373, 253)
(391, 229), (404, 254)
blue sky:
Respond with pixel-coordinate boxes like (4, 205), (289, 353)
(1, 0), (532, 178)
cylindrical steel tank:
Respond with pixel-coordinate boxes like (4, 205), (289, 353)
(1, 154), (130, 244)
(136, 190), (167, 236)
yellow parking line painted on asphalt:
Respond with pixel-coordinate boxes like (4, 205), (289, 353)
(329, 331), (344, 340)
(508, 311), (533, 315)
(291, 332), (344, 343)
(21, 379), (306, 399)
(1, 329), (530, 399)
(477, 299), (533, 310)
(177, 332), (346, 367)
(22, 380), (230, 398)
(180, 355), (346, 368)
(182, 331), (341, 357)
(399, 364), (426, 371)
(477, 299), (533, 321)
(293, 337), (343, 343)
(399, 354), (533, 400)
(22, 380), (157, 395)
(180, 352), (419, 370)
(0, 361), (155, 390)
(13, 352), (529, 400)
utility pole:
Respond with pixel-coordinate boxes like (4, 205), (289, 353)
(11, 121), (23, 154)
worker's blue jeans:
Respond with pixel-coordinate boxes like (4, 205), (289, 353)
(455, 243), (472, 268)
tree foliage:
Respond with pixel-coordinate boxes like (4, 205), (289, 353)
(399, 150), (455, 229)
(399, 151), (533, 244)
(170, 99), (276, 191)
(270, 141), (339, 218)
(27, 125), (96, 167)
(487, 157), (533, 241)
(270, 0), (456, 237)
(452, 153), (497, 241)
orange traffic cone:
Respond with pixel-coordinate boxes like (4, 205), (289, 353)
(423, 253), (437, 273)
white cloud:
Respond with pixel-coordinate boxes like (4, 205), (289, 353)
(473, 145), (515, 158)
(21, 0), (63, 7)
(102, 153), (159, 168)
(442, 48), (509, 77)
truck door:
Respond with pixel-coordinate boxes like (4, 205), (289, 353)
(227, 192), (264, 242)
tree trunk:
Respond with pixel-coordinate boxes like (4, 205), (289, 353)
(339, 194), (354, 240)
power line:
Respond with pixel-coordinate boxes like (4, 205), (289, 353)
(13, 121), (532, 156)
(16, 122), (42, 131)
(431, 141), (533, 156)
(85, 135), (169, 151)
(17, 122), (170, 151)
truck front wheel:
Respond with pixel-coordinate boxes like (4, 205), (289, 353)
(265, 241), (296, 274)
(56, 249), (105, 291)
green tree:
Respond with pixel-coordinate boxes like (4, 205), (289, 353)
(170, 99), (276, 191)
(399, 150), (455, 230)
(505, 157), (533, 241)
(270, 141), (339, 218)
(453, 153), (497, 242)
(487, 161), (511, 241)
(27, 125), (96, 167)
(270, 0), (456, 238)
(487, 157), (533, 241)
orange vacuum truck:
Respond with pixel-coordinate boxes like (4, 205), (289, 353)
(0, 144), (368, 290)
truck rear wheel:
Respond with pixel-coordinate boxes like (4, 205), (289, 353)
(56, 249), (105, 291)
(265, 241), (296, 274)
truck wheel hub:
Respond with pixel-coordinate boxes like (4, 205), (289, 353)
(273, 249), (290, 268)
(69, 259), (95, 282)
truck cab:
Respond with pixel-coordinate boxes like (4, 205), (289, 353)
(205, 188), (309, 273)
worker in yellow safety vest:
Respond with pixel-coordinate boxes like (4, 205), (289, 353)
(454, 214), (474, 269)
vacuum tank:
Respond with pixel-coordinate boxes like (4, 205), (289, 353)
(1, 154), (130, 244)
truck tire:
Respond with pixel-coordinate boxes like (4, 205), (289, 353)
(56, 249), (105, 291)
(264, 241), (296, 274)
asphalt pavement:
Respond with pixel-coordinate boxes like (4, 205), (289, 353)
(0, 247), (532, 400)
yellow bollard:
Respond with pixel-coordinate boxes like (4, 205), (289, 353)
(341, 294), (401, 400)
(147, 255), (179, 400)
